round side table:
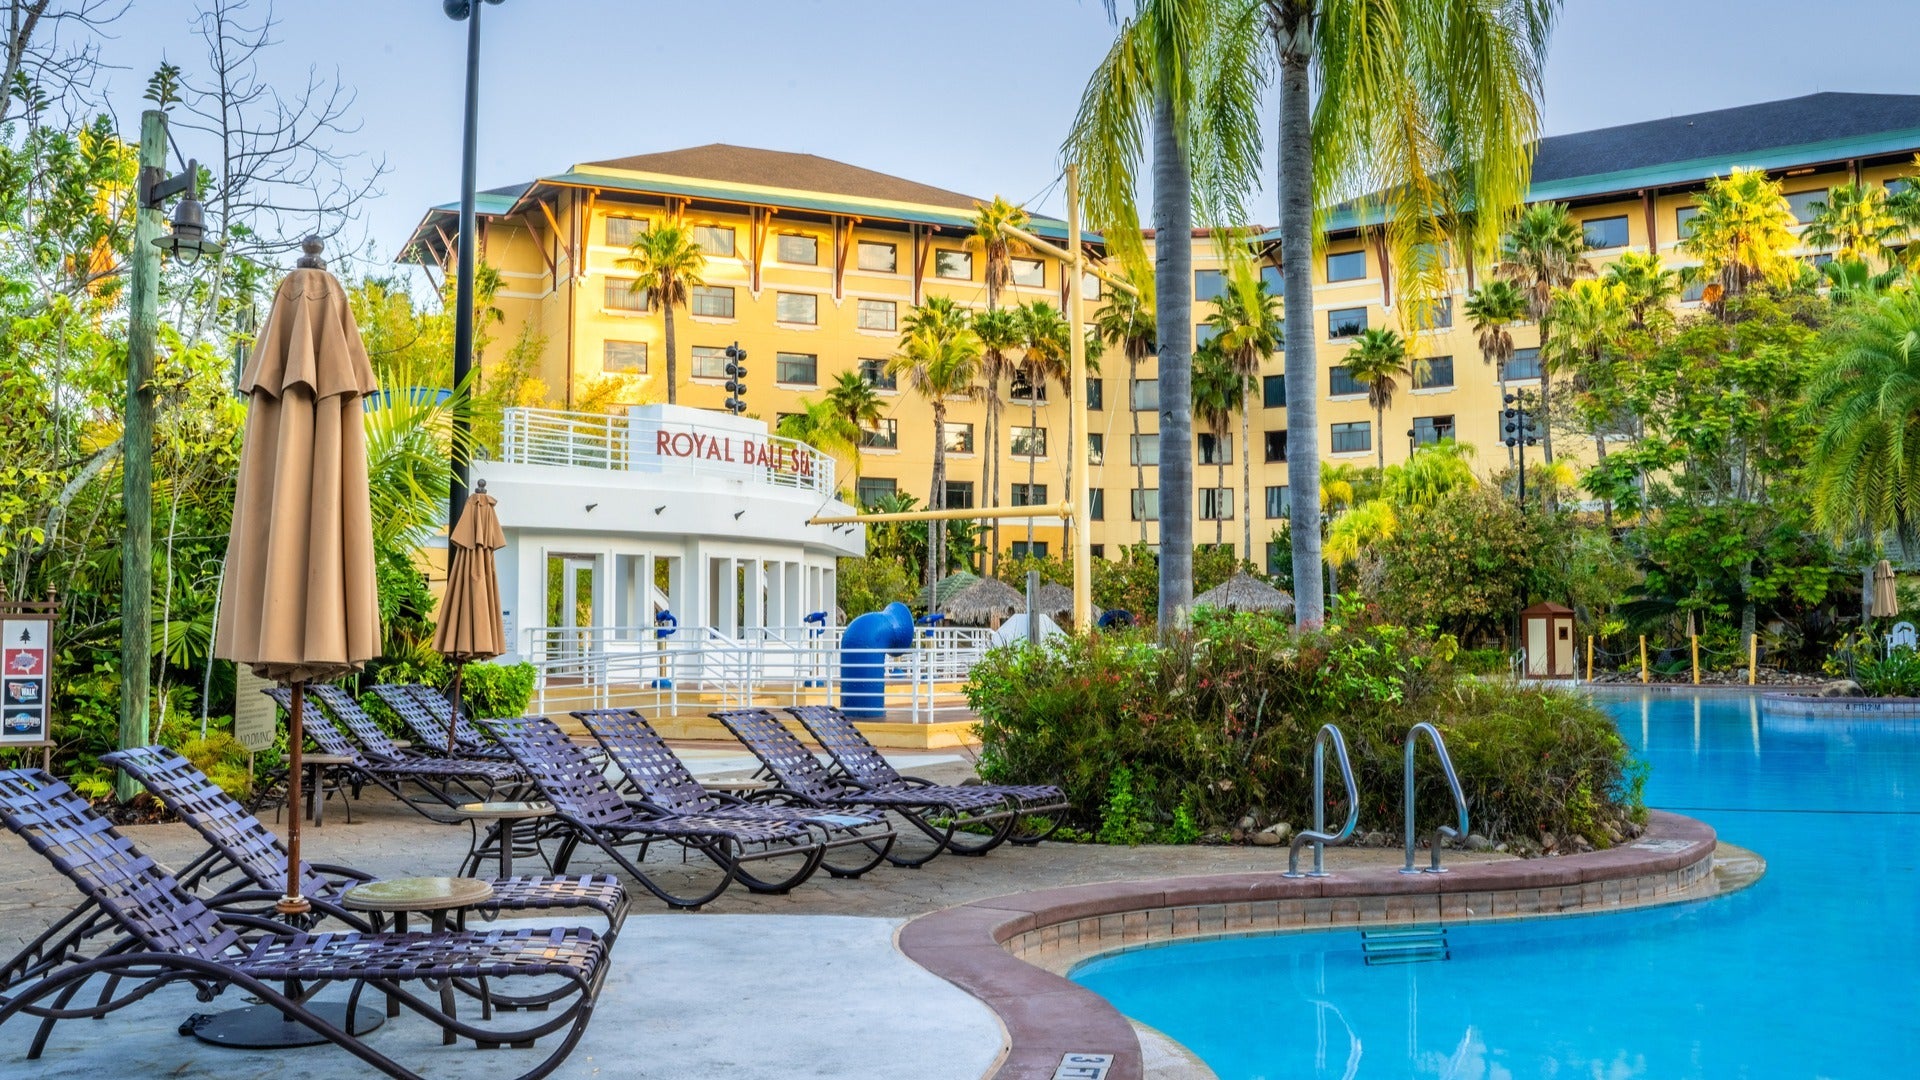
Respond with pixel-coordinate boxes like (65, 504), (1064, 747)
(455, 801), (555, 878)
(342, 876), (496, 1040)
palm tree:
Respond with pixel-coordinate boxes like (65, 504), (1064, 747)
(1069, 0), (1266, 628)
(1804, 182), (1903, 264)
(1092, 264), (1158, 544)
(1501, 202), (1591, 465)
(973, 308), (1022, 569)
(1342, 328), (1410, 471)
(1545, 279), (1629, 525)
(1016, 301), (1071, 551)
(1192, 341), (1242, 546)
(823, 371), (883, 486)
(1381, 439), (1475, 510)
(968, 196), (1031, 311)
(888, 308), (984, 595)
(1203, 249), (1282, 556)
(1465, 279), (1527, 462)
(1806, 290), (1920, 545)
(1324, 499), (1397, 570)
(617, 220), (707, 405)
(776, 397), (859, 498)
(1822, 257), (1903, 305)
(1678, 168), (1798, 307)
(1269, 0), (1558, 626)
(1601, 251), (1677, 331)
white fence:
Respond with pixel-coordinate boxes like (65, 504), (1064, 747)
(521, 623), (997, 724)
(500, 407), (837, 497)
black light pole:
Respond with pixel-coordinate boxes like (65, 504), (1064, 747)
(446, 0), (503, 529)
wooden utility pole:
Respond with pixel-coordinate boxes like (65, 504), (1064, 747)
(120, 110), (166, 798)
(1066, 165), (1093, 632)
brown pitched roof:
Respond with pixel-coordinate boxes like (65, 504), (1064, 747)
(581, 143), (982, 211)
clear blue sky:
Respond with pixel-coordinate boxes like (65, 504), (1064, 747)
(90, 0), (1920, 276)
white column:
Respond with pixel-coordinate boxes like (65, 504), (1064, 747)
(744, 558), (765, 632)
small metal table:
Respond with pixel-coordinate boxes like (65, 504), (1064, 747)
(299, 753), (357, 826)
(343, 877), (496, 1041)
(455, 801), (554, 878)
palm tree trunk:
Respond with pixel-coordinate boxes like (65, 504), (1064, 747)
(1152, 87), (1195, 628)
(1240, 389), (1253, 561)
(1130, 349), (1147, 545)
(1375, 401), (1386, 471)
(1277, 17), (1323, 626)
(663, 299), (679, 405)
(930, 402), (947, 596)
(1215, 454), (1226, 546)
(1538, 369), (1556, 512)
(1025, 387), (1039, 551)
(984, 397), (997, 573)
(1595, 433), (1612, 529)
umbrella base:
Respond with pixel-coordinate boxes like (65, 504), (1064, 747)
(188, 1001), (386, 1048)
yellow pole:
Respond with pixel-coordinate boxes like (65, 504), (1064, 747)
(1067, 165), (1093, 633)
(1639, 635), (1648, 683)
(808, 503), (1071, 526)
(1749, 633), (1758, 685)
(1000, 221), (1140, 298)
(1586, 635), (1594, 682)
(1691, 633), (1701, 685)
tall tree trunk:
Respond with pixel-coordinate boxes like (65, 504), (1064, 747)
(663, 299), (678, 405)
(1215, 453), (1226, 546)
(1025, 386), (1040, 551)
(1595, 433), (1612, 529)
(1152, 87), (1195, 628)
(1131, 349), (1148, 544)
(1240, 389), (1253, 560)
(1538, 368), (1556, 512)
(985, 395), (998, 573)
(930, 402), (947, 596)
(1277, 16), (1324, 626)
(1375, 401), (1386, 471)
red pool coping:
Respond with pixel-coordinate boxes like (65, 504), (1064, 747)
(899, 810), (1718, 1080)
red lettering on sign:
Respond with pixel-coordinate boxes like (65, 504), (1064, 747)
(656, 431), (671, 455)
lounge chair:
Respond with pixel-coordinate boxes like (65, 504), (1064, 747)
(711, 708), (1023, 866)
(483, 716), (824, 908)
(269, 685), (528, 815)
(574, 708), (895, 878)
(370, 683), (515, 761)
(0, 768), (607, 1080)
(785, 704), (1067, 845)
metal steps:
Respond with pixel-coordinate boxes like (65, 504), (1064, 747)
(1361, 926), (1450, 965)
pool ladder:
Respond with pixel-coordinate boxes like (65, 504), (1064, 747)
(1361, 926), (1450, 965)
(1402, 722), (1470, 874)
(1284, 724), (1360, 878)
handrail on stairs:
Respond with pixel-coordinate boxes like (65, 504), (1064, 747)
(1401, 722), (1470, 874)
(1285, 724), (1360, 879)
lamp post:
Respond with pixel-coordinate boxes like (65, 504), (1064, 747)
(1502, 391), (1539, 510)
(445, 0), (504, 529)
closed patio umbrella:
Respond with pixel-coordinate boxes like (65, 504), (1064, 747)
(1872, 559), (1899, 619)
(434, 479), (507, 752)
(214, 239), (378, 917)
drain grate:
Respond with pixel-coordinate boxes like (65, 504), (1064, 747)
(1361, 926), (1450, 965)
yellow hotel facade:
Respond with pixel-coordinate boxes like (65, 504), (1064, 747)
(403, 93), (1920, 567)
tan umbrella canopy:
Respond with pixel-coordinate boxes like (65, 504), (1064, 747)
(434, 479), (507, 752)
(1872, 559), (1899, 618)
(214, 241), (378, 914)
(943, 576), (1026, 626)
(1193, 573), (1294, 614)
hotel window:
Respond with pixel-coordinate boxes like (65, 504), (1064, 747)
(1010, 368), (1047, 402)
(1082, 271), (1102, 301)
(1582, 215), (1629, 250)
(1194, 269), (1224, 301)
(1786, 189), (1828, 224)
(1197, 321), (1223, 347)
(1681, 277), (1708, 303)
(693, 224), (735, 256)
(1011, 483), (1047, 506)
(856, 477), (896, 508)
(1503, 347), (1543, 381)
(602, 340), (647, 373)
(691, 345), (729, 379)
(944, 423), (975, 454)
(1087, 432), (1105, 465)
(857, 299), (897, 332)
(1010, 257), (1045, 287)
(1086, 377), (1104, 410)
(1131, 488), (1160, 521)
(1131, 378), (1159, 411)
(1197, 432), (1232, 465)
(1886, 178), (1915, 197)
(1415, 241), (1452, 268)
(1199, 488), (1234, 520)
(1265, 485), (1288, 518)
(605, 215), (648, 247)
(1676, 205), (1700, 239)
(857, 240), (897, 272)
(1263, 375), (1286, 408)
(944, 481), (974, 509)
(604, 278), (648, 312)
(1010, 541), (1048, 558)
(858, 357), (897, 391)
(1267, 540), (1288, 576)
(860, 419), (898, 450)
(1420, 296), (1453, 330)
(1327, 306), (1367, 339)
(690, 284), (734, 318)
(776, 234), (818, 265)
(1130, 434), (1161, 466)
(1329, 366), (1366, 397)
(1325, 249), (1367, 282)
(1414, 354), (1455, 390)
(934, 250), (972, 279)
(1010, 426), (1048, 458)
(1264, 431), (1287, 463)
(775, 352), (818, 385)
(1089, 489), (1105, 521)
(1412, 415), (1455, 446)
(1261, 262), (1283, 292)
(1331, 421), (1372, 454)
(775, 292), (818, 325)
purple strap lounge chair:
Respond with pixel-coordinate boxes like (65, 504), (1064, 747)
(268, 685), (527, 815)
(370, 683), (515, 761)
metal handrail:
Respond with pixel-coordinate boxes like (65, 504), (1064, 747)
(1285, 724), (1360, 878)
(1401, 722), (1469, 874)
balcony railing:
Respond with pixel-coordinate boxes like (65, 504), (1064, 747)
(500, 407), (837, 497)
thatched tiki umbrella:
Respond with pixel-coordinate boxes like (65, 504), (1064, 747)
(1193, 573), (1294, 614)
(1032, 582), (1097, 626)
(943, 576), (1026, 626)
(214, 239), (378, 915)
(434, 478), (506, 751)
(1872, 559), (1899, 619)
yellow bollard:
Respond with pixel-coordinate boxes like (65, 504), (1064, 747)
(1640, 635), (1649, 683)
(1586, 635), (1595, 682)
(1691, 634), (1701, 685)
(1749, 634), (1758, 686)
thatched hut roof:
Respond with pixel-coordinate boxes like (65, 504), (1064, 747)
(943, 576), (1026, 625)
(1031, 582), (1100, 623)
(921, 571), (980, 612)
(1192, 573), (1294, 614)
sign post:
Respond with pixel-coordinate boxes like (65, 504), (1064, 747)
(1, 589), (60, 770)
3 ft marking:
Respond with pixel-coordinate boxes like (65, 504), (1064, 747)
(1053, 1052), (1115, 1079)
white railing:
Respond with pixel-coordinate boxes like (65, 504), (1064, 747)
(500, 407), (837, 497)
(520, 623), (994, 723)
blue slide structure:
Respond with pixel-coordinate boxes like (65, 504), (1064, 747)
(840, 602), (914, 718)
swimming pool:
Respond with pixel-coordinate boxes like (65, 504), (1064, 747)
(1071, 692), (1920, 1079)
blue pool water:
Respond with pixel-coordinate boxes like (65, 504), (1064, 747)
(1072, 693), (1920, 1079)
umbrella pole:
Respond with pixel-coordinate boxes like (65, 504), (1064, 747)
(277, 680), (311, 915)
(447, 664), (463, 756)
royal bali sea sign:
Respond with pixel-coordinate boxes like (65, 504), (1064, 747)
(650, 429), (814, 475)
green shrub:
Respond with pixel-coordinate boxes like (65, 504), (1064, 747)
(460, 662), (538, 718)
(1857, 649), (1920, 696)
(968, 611), (1642, 848)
